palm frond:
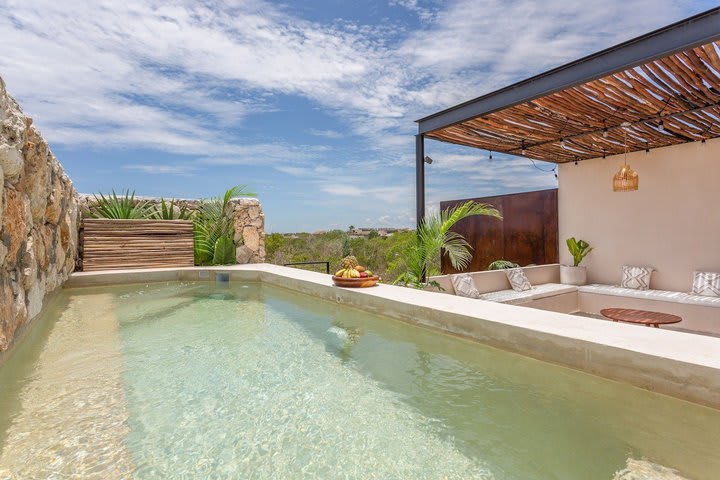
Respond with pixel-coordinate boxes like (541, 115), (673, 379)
(395, 201), (502, 286)
(193, 186), (254, 265)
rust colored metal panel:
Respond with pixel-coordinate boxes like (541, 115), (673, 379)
(440, 189), (558, 274)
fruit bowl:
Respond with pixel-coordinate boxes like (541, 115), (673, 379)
(332, 275), (380, 288)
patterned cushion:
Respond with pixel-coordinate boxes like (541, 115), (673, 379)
(478, 284), (577, 305)
(580, 284), (684, 301)
(579, 284), (720, 308)
(505, 268), (532, 292)
(620, 265), (653, 290)
(478, 289), (534, 305)
(450, 274), (480, 299)
(681, 294), (720, 307)
(691, 271), (720, 297)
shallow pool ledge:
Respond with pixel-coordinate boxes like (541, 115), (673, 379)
(67, 264), (720, 409)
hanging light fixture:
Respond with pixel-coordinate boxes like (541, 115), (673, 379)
(613, 123), (639, 192)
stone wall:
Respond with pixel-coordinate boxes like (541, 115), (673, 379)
(76, 195), (266, 266)
(0, 77), (79, 352)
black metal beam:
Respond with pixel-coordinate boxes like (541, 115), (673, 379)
(415, 134), (425, 230)
(417, 7), (720, 135)
(415, 134), (426, 281)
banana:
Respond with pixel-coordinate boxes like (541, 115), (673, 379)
(350, 269), (360, 278)
(335, 269), (346, 277)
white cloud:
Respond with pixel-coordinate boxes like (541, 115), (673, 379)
(123, 164), (197, 176)
(307, 129), (345, 139)
(0, 0), (709, 231)
(389, 0), (438, 23)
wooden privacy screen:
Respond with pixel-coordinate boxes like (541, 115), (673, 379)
(440, 189), (558, 274)
(82, 219), (195, 271)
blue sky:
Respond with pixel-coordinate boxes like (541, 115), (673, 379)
(1, 0), (714, 232)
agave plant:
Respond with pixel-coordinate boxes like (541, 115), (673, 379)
(152, 197), (193, 220)
(194, 185), (255, 265)
(86, 190), (153, 219)
(394, 201), (502, 288)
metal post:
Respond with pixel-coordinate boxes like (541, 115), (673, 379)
(415, 134), (426, 281)
(415, 134), (425, 229)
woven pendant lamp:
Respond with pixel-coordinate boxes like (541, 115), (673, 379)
(613, 124), (639, 192)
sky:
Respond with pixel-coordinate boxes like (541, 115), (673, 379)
(0, 0), (715, 232)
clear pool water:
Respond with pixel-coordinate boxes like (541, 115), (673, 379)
(0, 282), (718, 479)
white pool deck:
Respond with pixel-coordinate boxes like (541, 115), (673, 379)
(67, 264), (720, 409)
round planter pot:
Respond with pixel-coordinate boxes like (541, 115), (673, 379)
(560, 265), (587, 286)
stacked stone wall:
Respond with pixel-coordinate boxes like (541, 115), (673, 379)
(0, 78), (79, 352)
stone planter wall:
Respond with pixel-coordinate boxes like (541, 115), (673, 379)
(0, 77), (79, 352)
(77, 195), (266, 267)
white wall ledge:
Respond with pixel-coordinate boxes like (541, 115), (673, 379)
(66, 264), (720, 409)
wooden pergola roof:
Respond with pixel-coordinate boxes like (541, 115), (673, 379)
(416, 8), (720, 163)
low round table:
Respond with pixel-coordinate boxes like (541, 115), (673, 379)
(600, 308), (682, 328)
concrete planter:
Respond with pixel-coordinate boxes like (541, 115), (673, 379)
(560, 265), (587, 285)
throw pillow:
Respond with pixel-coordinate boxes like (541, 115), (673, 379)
(620, 265), (653, 290)
(450, 274), (480, 299)
(691, 271), (720, 297)
(505, 268), (532, 292)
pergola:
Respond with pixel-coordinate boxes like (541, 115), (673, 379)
(414, 7), (720, 227)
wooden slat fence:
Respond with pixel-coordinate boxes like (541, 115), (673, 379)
(82, 219), (195, 271)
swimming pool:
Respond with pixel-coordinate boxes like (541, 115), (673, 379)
(0, 281), (718, 478)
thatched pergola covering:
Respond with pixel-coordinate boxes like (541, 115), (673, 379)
(417, 8), (720, 163)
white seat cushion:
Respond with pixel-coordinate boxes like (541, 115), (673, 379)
(478, 283), (576, 305)
(478, 289), (534, 305)
(681, 294), (720, 307)
(529, 283), (578, 300)
(579, 284), (720, 308)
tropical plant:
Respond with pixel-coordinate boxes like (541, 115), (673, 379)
(566, 237), (592, 267)
(193, 185), (255, 265)
(86, 189), (153, 219)
(394, 201), (502, 288)
(152, 197), (193, 220)
(488, 259), (520, 270)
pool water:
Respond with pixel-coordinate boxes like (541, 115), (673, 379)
(0, 282), (718, 479)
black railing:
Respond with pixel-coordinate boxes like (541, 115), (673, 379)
(283, 261), (330, 274)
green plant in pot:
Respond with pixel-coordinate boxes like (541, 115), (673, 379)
(560, 237), (593, 285)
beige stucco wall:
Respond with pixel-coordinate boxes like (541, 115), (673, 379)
(558, 138), (720, 292)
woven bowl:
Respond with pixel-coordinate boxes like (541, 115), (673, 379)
(331, 275), (379, 288)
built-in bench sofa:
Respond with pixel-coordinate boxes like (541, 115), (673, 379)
(429, 264), (720, 335)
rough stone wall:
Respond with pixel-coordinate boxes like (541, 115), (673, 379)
(0, 77), (79, 352)
(76, 195), (265, 265)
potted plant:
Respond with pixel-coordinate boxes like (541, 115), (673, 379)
(560, 237), (592, 285)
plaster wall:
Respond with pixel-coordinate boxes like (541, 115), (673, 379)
(558, 138), (720, 292)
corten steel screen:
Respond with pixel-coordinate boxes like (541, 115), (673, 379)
(440, 189), (558, 274)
